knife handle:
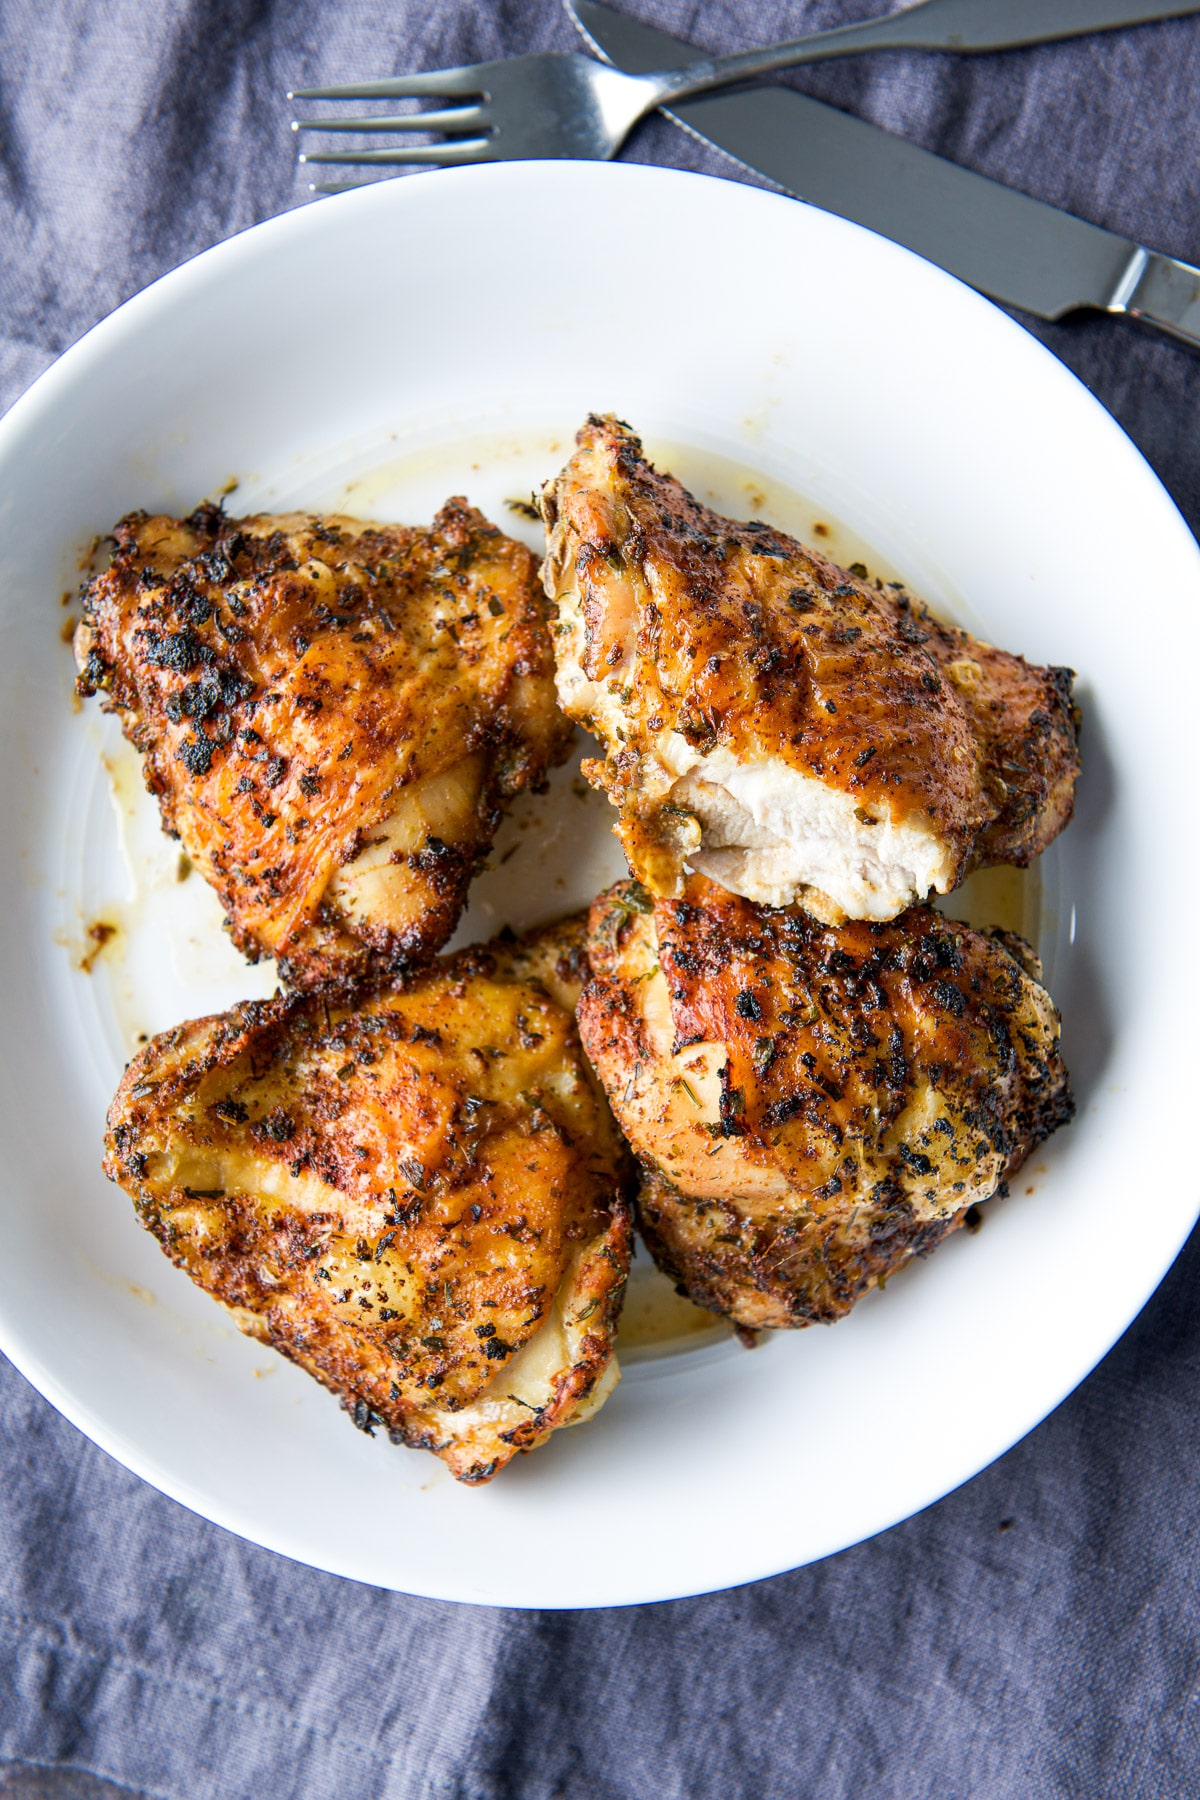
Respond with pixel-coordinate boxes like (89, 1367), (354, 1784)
(1121, 250), (1200, 351)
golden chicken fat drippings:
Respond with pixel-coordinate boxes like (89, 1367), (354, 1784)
(542, 417), (1080, 923)
(103, 919), (632, 1483)
(76, 501), (571, 989)
(578, 876), (1073, 1330)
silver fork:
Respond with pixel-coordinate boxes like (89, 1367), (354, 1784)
(291, 0), (1200, 184)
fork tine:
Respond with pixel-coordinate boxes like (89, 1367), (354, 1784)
(291, 105), (487, 135)
(309, 180), (390, 194)
(299, 139), (492, 168)
(288, 67), (486, 103)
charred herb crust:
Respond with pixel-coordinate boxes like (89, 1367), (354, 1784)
(580, 877), (1073, 1329)
(75, 501), (571, 990)
(103, 920), (633, 1483)
(543, 415), (1081, 905)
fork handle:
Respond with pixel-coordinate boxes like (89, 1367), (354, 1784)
(648, 0), (1200, 104)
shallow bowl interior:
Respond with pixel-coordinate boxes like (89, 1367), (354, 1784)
(0, 161), (1195, 1607)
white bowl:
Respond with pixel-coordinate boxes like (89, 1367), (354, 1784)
(1, 160), (1196, 1608)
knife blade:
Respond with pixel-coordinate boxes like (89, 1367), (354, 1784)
(568, 0), (1200, 350)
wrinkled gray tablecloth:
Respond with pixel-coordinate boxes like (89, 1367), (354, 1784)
(3, 4), (1200, 1796)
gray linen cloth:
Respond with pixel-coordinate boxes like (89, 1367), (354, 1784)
(2, 3), (1199, 1796)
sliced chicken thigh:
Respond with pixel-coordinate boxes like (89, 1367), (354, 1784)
(542, 417), (1079, 922)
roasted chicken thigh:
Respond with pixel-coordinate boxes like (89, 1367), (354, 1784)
(578, 876), (1072, 1329)
(543, 417), (1080, 922)
(77, 502), (571, 988)
(104, 918), (632, 1483)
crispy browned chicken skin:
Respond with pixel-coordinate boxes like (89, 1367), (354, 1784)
(103, 918), (632, 1483)
(578, 876), (1072, 1330)
(76, 502), (571, 988)
(543, 417), (1080, 922)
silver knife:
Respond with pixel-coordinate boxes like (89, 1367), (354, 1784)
(569, 0), (1200, 351)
